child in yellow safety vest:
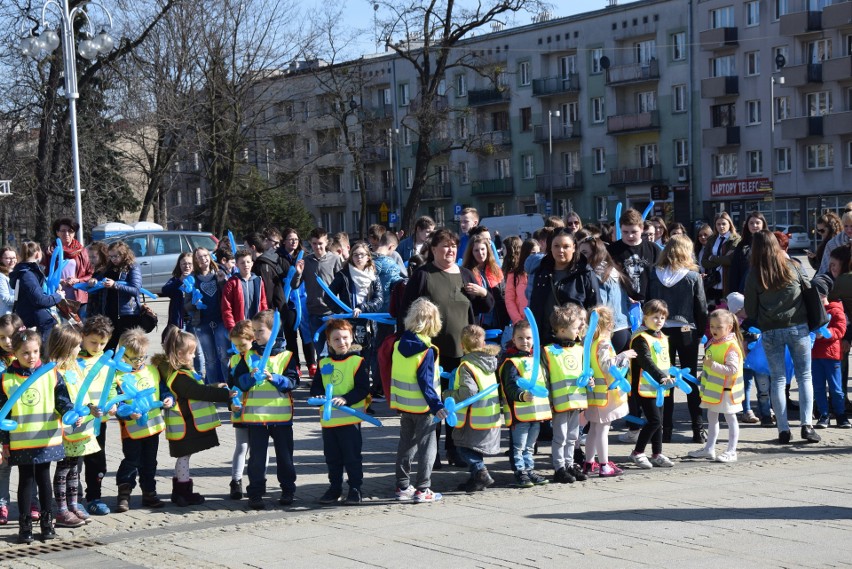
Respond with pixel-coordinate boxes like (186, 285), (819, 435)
(48, 325), (104, 529)
(544, 305), (590, 484)
(0, 329), (83, 544)
(310, 318), (370, 505)
(444, 325), (501, 492)
(114, 328), (174, 512)
(498, 319), (551, 488)
(225, 320), (254, 501)
(584, 306), (635, 478)
(0, 313), (24, 526)
(162, 327), (231, 507)
(629, 300), (676, 469)
(688, 309), (745, 463)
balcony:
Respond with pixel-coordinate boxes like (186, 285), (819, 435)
(468, 88), (510, 106)
(609, 164), (662, 186)
(783, 63), (822, 87)
(699, 27), (738, 50)
(780, 115), (824, 139)
(409, 94), (449, 113)
(471, 178), (513, 196)
(702, 126), (741, 147)
(421, 182), (453, 201)
(359, 103), (394, 121)
(701, 75), (739, 98)
(361, 146), (390, 164)
(364, 187), (388, 203)
(823, 1), (852, 29)
(779, 10), (822, 35)
(822, 56), (852, 82)
(532, 74), (580, 97)
(605, 59), (660, 86)
(312, 191), (346, 208)
(532, 121), (581, 143)
(606, 110), (660, 135)
(535, 172), (583, 192)
(467, 130), (512, 153)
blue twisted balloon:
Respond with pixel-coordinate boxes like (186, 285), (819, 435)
(628, 302), (642, 333)
(316, 278), (354, 313)
(577, 311), (599, 389)
(607, 365), (631, 394)
(641, 201), (655, 221)
(521, 306), (545, 400)
(282, 250), (304, 300)
(614, 202), (623, 240)
(434, 383), (499, 426)
(0, 363), (58, 431)
(93, 347), (133, 436)
(322, 312), (396, 326)
(61, 351), (113, 426)
(640, 371), (668, 407)
(624, 414), (647, 426)
(307, 381), (383, 427)
(667, 366), (696, 395)
(108, 374), (163, 427)
(251, 310), (281, 385)
(46, 238), (68, 295)
(231, 387), (244, 418)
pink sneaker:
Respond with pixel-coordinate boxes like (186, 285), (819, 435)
(582, 461), (600, 475)
(0, 505), (8, 525)
(599, 461), (624, 477)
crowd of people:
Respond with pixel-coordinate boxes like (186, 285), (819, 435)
(1, 205), (850, 544)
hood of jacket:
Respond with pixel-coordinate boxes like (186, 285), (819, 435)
(398, 330), (431, 358)
(460, 349), (499, 374)
(9, 262), (43, 286)
(655, 266), (689, 288)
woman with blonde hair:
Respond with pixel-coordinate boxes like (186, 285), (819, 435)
(649, 235), (708, 443)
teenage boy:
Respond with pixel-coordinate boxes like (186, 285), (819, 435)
(221, 249), (268, 331)
(300, 228), (343, 359)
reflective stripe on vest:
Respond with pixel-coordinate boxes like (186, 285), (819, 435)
(239, 351), (294, 424)
(119, 366), (165, 440)
(319, 355), (367, 427)
(164, 370), (221, 440)
(62, 368), (95, 443)
(390, 339), (440, 414)
(78, 353), (109, 412)
(701, 340), (745, 404)
(587, 338), (629, 408)
(2, 370), (63, 450)
(632, 332), (671, 398)
(498, 357), (552, 424)
(452, 362), (501, 430)
(545, 344), (587, 411)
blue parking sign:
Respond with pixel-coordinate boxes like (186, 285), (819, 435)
(454, 203), (462, 215)
(389, 212), (398, 224)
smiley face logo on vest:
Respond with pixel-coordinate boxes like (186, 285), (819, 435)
(563, 352), (580, 372)
(20, 388), (41, 408)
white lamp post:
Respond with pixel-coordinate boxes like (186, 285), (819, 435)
(547, 109), (561, 216)
(19, 0), (115, 246)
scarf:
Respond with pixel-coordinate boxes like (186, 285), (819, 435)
(349, 265), (376, 307)
(61, 238), (85, 259)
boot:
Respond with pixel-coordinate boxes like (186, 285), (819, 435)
(116, 483), (132, 513)
(171, 477), (188, 507)
(142, 491), (164, 508)
(229, 479), (243, 500)
(692, 427), (707, 443)
(473, 467), (495, 490)
(40, 510), (57, 541)
(184, 479), (205, 506)
(18, 514), (33, 544)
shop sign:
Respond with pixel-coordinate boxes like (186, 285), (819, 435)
(710, 178), (771, 198)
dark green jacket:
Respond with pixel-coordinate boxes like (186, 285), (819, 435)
(743, 260), (807, 331)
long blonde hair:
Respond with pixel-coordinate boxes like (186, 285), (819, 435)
(657, 235), (698, 272)
(163, 326), (198, 371)
(46, 325), (84, 372)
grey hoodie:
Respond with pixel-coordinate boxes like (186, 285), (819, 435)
(303, 251), (343, 315)
(447, 350), (502, 455)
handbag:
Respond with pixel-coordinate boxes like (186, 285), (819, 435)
(797, 269), (828, 331)
(137, 297), (159, 333)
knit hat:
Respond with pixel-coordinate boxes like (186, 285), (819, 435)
(811, 273), (834, 297)
(725, 292), (744, 314)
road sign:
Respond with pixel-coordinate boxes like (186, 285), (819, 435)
(454, 203), (462, 215)
(389, 212), (398, 224)
(379, 202), (389, 213)
(545, 202), (552, 215)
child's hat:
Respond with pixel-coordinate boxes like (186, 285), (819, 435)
(812, 273), (834, 297)
(725, 292), (744, 314)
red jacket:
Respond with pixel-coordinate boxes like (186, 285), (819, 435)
(220, 274), (267, 331)
(812, 300), (846, 361)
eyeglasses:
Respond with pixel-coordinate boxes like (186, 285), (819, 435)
(125, 354), (147, 363)
(643, 233), (655, 239)
(817, 229), (827, 235)
(566, 220), (581, 227)
(352, 252), (368, 259)
(58, 228), (75, 234)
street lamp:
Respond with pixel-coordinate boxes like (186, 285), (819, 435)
(19, 0), (115, 246)
(547, 109), (561, 216)
(770, 61), (785, 228)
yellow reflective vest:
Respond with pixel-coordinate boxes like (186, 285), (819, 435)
(632, 331), (671, 398)
(78, 352), (112, 426)
(117, 366), (165, 440)
(230, 351), (294, 424)
(61, 367), (95, 443)
(587, 338), (629, 408)
(164, 370), (222, 440)
(498, 356), (552, 425)
(319, 355), (368, 427)
(390, 336), (441, 414)
(701, 339), (745, 404)
(452, 361), (501, 429)
(544, 343), (587, 411)
(2, 368), (63, 451)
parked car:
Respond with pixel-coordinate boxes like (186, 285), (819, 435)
(772, 224), (810, 251)
(103, 231), (218, 293)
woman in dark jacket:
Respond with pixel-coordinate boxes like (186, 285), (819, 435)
(701, 212), (740, 305)
(9, 241), (65, 342)
(727, 211), (768, 295)
(807, 212), (841, 272)
(162, 253), (194, 331)
(528, 228), (600, 344)
(87, 241), (142, 350)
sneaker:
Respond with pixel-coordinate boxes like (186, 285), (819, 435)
(631, 453), (653, 469)
(68, 504), (90, 524)
(687, 447), (716, 460)
(650, 454), (674, 468)
(838, 418), (852, 429)
(573, 447), (586, 465)
(395, 485), (416, 501)
(247, 496), (266, 510)
(570, 463), (588, 481)
(527, 470), (549, 485)
(801, 425), (821, 443)
(55, 509), (86, 528)
(515, 471), (534, 488)
(307, 364), (318, 378)
(760, 416), (775, 428)
(553, 467), (575, 484)
(278, 491), (295, 506)
(413, 488), (442, 503)
(0, 505), (7, 525)
(742, 410), (760, 424)
(30, 504), (41, 521)
(715, 451), (737, 463)
(86, 499), (110, 516)
(345, 487), (362, 505)
(229, 479), (243, 500)
(318, 487), (342, 505)
(582, 461), (600, 476)
(618, 430), (639, 443)
(599, 461), (623, 477)
(816, 414), (830, 429)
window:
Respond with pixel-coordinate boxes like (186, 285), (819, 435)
(456, 74), (467, 97)
(403, 167), (413, 188)
(713, 153), (738, 177)
(774, 0), (788, 20)
(807, 91), (831, 116)
(807, 39), (831, 64)
(522, 155), (535, 179)
(497, 72), (509, 90)
(710, 55), (736, 77)
(712, 103), (736, 127)
(495, 158), (511, 179)
(777, 148), (792, 172)
(521, 107), (532, 132)
(807, 144), (833, 169)
(402, 125), (412, 145)
(846, 34), (852, 56)
(437, 165), (450, 184)
(746, 1), (760, 26)
(492, 111), (510, 131)
(304, 138), (313, 156)
(747, 150), (763, 175)
(637, 91), (657, 113)
(745, 51), (760, 76)
(194, 187), (202, 205)
(561, 102), (579, 124)
(634, 40), (657, 65)
(591, 97), (605, 123)
(563, 151), (581, 173)
(459, 161), (470, 184)
(847, 141), (852, 167)
(519, 61), (531, 86)
(675, 139), (689, 166)
(747, 100), (761, 125)
(437, 79), (447, 97)
(559, 55), (576, 77)
(673, 84), (687, 113)
(593, 148), (606, 173)
(638, 144), (658, 167)
(242, 148), (249, 162)
(192, 152), (200, 171)
(671, 32), (686, 61)
(380, 87), (391, 105)
(774, 96), (790, 122)
(456, 116), (468, 139)
(398, 83), (410, 106)
(773, 46), (789, 71)
(710, 6), (735, 28)
(591, 48), (604, 74)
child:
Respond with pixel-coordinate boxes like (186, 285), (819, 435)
(0, 330), (82, 543)
(162, 328), (231, 506)
(218, 250), (236, 274)
(48, 325), (103, 528)
(114, 327), (174, 511)
(727, 292), (773, 426)
(0, 313), (23, 525)
(77, 314), (114, 516)
(544, 305), (589, 483)
(444, 325), (502, 492)
(585, 306), (635, 477)
(310, 319), (370, 505)
(226, 320), (254, 500)
(810, 275), (849, 429)
(629, 300), (675, 468)
(237, 310), (299, 509)
(221, 248), (268, 331)
(688, 309), (746, 462)
(390, 297), (447, 503)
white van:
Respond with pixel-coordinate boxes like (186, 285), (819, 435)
(478, 214), (545, 240)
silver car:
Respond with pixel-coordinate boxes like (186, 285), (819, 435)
(772, 224), (810, 251)
(104, 231), (218, 293)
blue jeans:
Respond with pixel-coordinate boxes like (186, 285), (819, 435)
(116, 435), (160, 493)
(194, 321), (230, 385)
(744, 369), (772, 418)
(762, 323), (814, 432)
(512, 421), (541, 472)
(456, 446), (485, 475)
(812, 358), (845, 417)
(246, 424), (296, 498)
